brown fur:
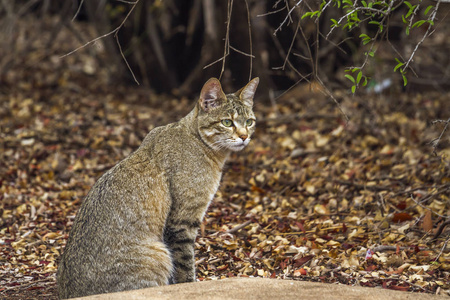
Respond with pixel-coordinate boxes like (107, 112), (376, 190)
(56, 78), (259, 299)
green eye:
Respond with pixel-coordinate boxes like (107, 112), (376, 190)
(245, 119), (254, 126)
(221, 119), (233, 127)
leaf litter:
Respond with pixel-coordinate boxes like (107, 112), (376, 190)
(1, 16), (450, 299)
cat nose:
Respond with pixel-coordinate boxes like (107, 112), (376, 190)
(239, 134), (248, 141)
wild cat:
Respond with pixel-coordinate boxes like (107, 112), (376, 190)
(57, 77), (259, 298)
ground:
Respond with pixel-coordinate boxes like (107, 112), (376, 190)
(0, 16), (450, 299)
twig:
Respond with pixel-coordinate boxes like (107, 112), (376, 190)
(225, 220), (252, 234)
(316, 77), (349, 122)
(115, 34), (139, 85)
(298, 20), (314, 74)
(282, 19), (300, 70)
(61, 0), (140, 85)
(273, 0), (303, 36)
(372, 245), (424, 253)
(333, 180), (392, 191)
(431, 220), (450, 241)
(326, 6), (390, 40)
(317, 0), (333, 23)
(203, 54), (229, 70)
(229, 45), (255, 58)
(60, 29), (119, 58)
(220, 0), (234, 80)
(115, 0), (139, 4)
(243, 0), (253, 81)
(256, 6), (286, 17)
(430, 117), (450, 155)
(71, 0), (84, 21)
(434, 234), (450, 261)
(410, 191), (449, 219)
(406, 0), (422, 34)
(402, 0), (441, 72)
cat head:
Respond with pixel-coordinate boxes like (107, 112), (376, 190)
(197, 77), (259, 152)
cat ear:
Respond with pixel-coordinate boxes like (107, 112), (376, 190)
(235, 77), (259, 107)
(199, 78), (226, 112)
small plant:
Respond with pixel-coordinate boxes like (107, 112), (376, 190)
(272, 0), (442, 93)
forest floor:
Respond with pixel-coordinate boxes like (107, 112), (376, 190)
(1, 17), (450, 299)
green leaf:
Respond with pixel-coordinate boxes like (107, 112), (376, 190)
(356, 71), (362, 84)
(359, 33), (369, 39)
(412, 20), (426, 28)
(319, 1), (326, 10)
(363, 76), (368, 86)
(362, 0), (367, 7)
(424, 5), (434, 15)
(402, 74), (408, 86)
(402, 15), (408, 24)
(404, 1), (412, 9)
(350, 12), (360, 22)
(345, 74), (355, 83)
(351, 85), (356, 93)
(394, 59), (405, 72)
(405, 5), (417, 18)
(368, 21), (380, 25)
(343, 0), (352, 6)
(301, 12), (314, 19)
(394, 58), (405, 72)
(368, 51), (375, 57)
(406, 26), (410, 36)
(359, 33), (372, 45)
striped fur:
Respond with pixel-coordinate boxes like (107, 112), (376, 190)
(57, 78), (259, 299)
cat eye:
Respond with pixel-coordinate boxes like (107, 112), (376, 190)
(221, 119), (234, 127)
(245, 119), (254, 127)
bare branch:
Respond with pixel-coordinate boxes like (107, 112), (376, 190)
(220, 0), (234, 80)
(225, 220), (252, 234)
(273, 0), (303, 36)
(434, 233), (450, 262)
(431, 220), (450, 242)
(316, 77), (349, 122)
(115, 0), (139, 4)
(282, 19), (300, 70)
(229, 45), (255, 58)
(402, 0), (441, 72)
(115, 34), (139, 85)
(430, 117), (450, 155)
(326, 6), (390, 40)
(61, 0), (140, 84)
(256, 6), (286, 17)
(406, 0), (422, 33)
(203, 54), (229, 70)
(71, 0), (84, 22)
(243, 0), (253, 81)
(60, 28), (119, 59)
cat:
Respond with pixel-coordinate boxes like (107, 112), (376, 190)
(56, 77), (259, 299)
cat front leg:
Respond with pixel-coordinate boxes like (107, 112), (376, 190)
(163, 220), (200, 284)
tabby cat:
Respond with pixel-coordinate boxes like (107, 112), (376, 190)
(57, 77), (259, 298)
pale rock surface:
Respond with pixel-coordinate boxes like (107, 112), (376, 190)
(75, 277), (447, 300)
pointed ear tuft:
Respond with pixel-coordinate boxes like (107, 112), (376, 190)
(199, 78), (226, 112)
(236, 77), (259, 107)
